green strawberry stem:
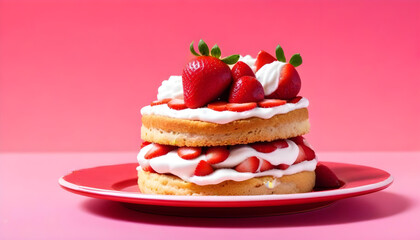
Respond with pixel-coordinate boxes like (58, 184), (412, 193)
(189, 39), (239, 65)
(289, 54), (302, 67)
(276, 45), (286, 62)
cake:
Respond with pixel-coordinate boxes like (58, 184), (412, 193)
(137, 40), (323, 195)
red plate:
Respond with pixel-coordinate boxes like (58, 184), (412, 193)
(59, 162), (393, 217)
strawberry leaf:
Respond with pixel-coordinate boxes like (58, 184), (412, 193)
(211, 44), (221, 58)
(221, 54), (240, 65)
(276, 45), (286, 62)
(189, 41), (200, 56)
(289, 54), (302, 67)
(198, 39), (209, 56)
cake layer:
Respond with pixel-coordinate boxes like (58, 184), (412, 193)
(137, 170), (315, 196)
(141, 108), (309, 147)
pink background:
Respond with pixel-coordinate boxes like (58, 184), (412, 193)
(1, 0), (419, 152)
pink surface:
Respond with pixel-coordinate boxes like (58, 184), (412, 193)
(1, 152), (419, 239)
(1, 0), (420, 152)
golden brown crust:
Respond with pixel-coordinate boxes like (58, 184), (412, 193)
(138, 170), (315, 196)
(141, 108), (310, 147)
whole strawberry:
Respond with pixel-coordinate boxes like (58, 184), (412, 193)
(182, 40), (239, 108)
(255, 45), (303, 100)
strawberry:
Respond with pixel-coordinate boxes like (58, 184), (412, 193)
(257, 99), (287, 108)
(151, 98), (172, 106)
(290, 136), (305, 145)
(259, 159), (274, 172)
(140, 141), (151, 149)
(228, 76), (264, 103)
(266, 63), (301, 100)
(182, 40), (240, 108)
(295, 145), (307, 164)
(177, 147), (202, 160)
(205, 146), (230, 164)
(207, 101), (228, 111)
(315, 163), (341, 188)
(142, 163), (156, 173)
(255, 50), (277, 72)
(288, 96), (303, 104)
(168, 99), (187, 110)
(144, 144), (176, 159)
(295, 144), (316, 164)
(226, 102), (257, 112)
(250, 142), (277, 153)
(235, 156), (259, 173)
(277, 163), (290, 170)
(272, 139), (289, 149)
(256, 45), (303, 100)
(231, 61), (255, 81)
(194, 160), (214, 176)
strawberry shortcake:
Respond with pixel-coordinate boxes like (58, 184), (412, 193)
(137, 40), (319, 195)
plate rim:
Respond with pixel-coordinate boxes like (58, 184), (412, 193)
(58, 162), (393, 203)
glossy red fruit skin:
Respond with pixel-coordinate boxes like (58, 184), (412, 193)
(235, 156), (259, 173)
(205, 146), (230, 164)
(177, 147), (202, 160)
(315, 163), (341, 188)
(207, 101), (228, 111)
(144, 144), (176, 159)
(228, 76), (265, 103)
(257, 99), (287, 108)
(272, 139), (289, 149)
(167, 99), (187, 110)
(140, 141), (151, 149)
(151, 98), (172, 106)
(226, 102), (257, 112)
(250, 142), (277, 153)
(142, 163), (156, 173)
(267, 63), (301, 100)
(255, 50), (277, 72)
(194, 160), (214, 176)
(231, 61), (255, 81)
(182, 56), (233, 108)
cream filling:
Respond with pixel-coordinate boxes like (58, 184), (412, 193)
(141, 97), (308, 124)
(137, 140), (317, 186)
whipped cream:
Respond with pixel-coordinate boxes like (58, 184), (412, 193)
(141, 97), (308, 124)
(157, 75), (184, 100)
(137, 140), (317, 185)
(255, 61), (286, 95)
(238, 55), (257, 72)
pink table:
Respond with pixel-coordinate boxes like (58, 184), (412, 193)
(1, 152), (419, 239)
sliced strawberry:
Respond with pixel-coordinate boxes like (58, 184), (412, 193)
(144, 144), (176, 159)
(288, 96), (303, 104)
(231, 61), (255, 81)
(205, 146), (230, 164)
(255, 50), (277, 72)
(168, 99), (187, 110)
(259, 159), (274, 172)
(257, 99), (287, 108)
(290, 136), (305, 145)
(272, 139), (289, 149)
(277, 163), (290, 170)
(295, 145), (307, 164)
(177, 147), (202, 160)
(235, 156), (259, 173)
(250, 142), (277, 153)
(315, 163), (341, 189)
(194, 160), (214, 176)
(151, 98), (172, 106)
(266, 63), (301, 100)
(207, 101), (228, 111)
(294, 144), (316, 164)
(226, 102), (257, 112)
(142, 163), (156, 173)
(140, 141), (151, 149)
(228, 76), (264, 103)
(302, 144), (316, 160)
